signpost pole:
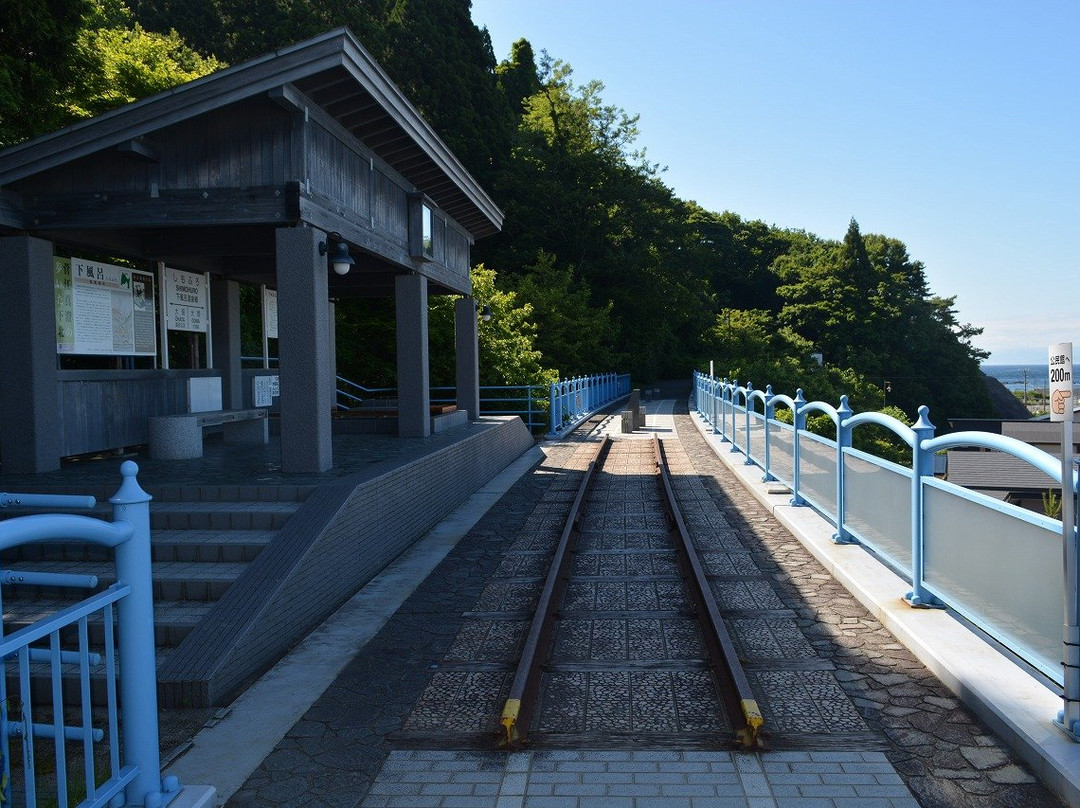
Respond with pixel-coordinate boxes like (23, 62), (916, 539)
(1051, 342), (1080, 739)
(157, 261), (170, 370)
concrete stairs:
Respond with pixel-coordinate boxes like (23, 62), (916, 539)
(0, 485), (313, 703)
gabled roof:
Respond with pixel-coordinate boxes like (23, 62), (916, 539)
(946, 450), (1061, 491)
(0, 27), (502, 238)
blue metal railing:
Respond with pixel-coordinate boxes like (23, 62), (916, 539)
(693, 370), (1077, 690)
(0, 465), (177, 807)
(547, 373), (632, 437)
(332, 373), (631, 434)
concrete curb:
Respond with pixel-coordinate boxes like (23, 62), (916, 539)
(686, 408), (1080, 808)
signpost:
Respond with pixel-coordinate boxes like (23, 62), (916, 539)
(1050, 342), (1080, 739)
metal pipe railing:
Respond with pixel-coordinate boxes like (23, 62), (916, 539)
(693, 369), (1079, 734)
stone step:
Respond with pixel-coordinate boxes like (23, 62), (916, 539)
(3, 648), (175, 706)
(148, 501), (300, 531)
(0, 483), (315, 505)
(6, 530), (275, 564)
(0, 500), (300, 530)
(2, 560), (246, 602)
(4, 599), (215, 648)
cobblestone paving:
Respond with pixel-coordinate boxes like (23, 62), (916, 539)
(671, 407), (1064, 808)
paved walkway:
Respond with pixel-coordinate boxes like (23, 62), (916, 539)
(163, 399), (1069, 808)
(359, 749), (916, 808)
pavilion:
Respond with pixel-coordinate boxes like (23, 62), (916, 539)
(0, 27), (503, 475)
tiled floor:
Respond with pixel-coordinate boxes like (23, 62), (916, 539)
(359, 749), (919, 808)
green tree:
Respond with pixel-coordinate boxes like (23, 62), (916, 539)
(511, 250), (620, 376)
(0, 0), (94, 146)
(429, 264), (557, 387)
(65, 0), (223, 119)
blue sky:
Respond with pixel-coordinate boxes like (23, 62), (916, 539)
(470, 0), (1078, 365)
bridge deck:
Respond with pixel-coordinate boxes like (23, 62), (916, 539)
(161, 399), (1068, 808)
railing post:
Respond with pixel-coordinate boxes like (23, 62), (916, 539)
(110, 461), (176, 807)
(905, 406), (942, 607)
(548, 382), (559, 438)
(763, 386), (775, 481)
(719, 380), (730, 443)
(743, 382), (754, 465)
(711, 377), (720, 435)
(833, 396), (856, 544)
(791, 389), (807, 507)
(729, 381), (740, 453)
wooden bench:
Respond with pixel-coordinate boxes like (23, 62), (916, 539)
(149, 408), (268, 460)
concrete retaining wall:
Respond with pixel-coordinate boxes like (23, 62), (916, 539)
(158, 416), (535, 707)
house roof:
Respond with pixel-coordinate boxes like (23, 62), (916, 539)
(946, 450), (1061, 492)
(0, 27), (503, 239)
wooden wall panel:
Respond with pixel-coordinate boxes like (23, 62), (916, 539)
(57, 371), (218, 456)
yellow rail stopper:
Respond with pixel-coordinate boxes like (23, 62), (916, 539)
(500, 699), (521, 747)
(738, 699), (765, 748)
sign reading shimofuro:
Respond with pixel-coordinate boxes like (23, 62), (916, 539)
(1049, 342), (1073, 422)
(165, 268), (208, 333)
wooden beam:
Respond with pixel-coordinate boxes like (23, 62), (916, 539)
(117, 136), (160, 162)
(23, 184), (301, 230)
(299, 193), (471, 296)
(0, 187), (23, 229)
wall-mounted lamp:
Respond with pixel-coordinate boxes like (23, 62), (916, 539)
(480, 304), (493, 322)
(319, 231), (355, 275)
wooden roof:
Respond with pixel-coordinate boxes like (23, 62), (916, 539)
(0, 27), (502, 239)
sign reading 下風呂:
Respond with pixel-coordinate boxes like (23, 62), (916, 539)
(165, 267), (208, 333)
(1049, 342), (1073, 423)
(55, 257), (157, 356)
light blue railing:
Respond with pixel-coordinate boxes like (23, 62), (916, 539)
(0, 464), (177, 808)
(547, 373), (632, 437)
(333, 374), (631, 435)
(693, 371), (1077, 689)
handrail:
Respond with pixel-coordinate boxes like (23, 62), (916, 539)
(693, 369), (1078, 715)
(0, 462), (175, 807)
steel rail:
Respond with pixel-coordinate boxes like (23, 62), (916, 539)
(499, 436), (612, 747)
(653, 434), (765, 749)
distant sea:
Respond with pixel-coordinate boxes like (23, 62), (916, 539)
(982, 363), (1079, 393)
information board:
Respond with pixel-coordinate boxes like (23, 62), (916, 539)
(253, 375), (280, 407)
(263, 288), (278, 340)
(55, 257), (157, 356)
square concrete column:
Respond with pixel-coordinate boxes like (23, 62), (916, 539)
(0, 236), (61, 473)
(396, 273), (430, 437)
(210, 278), (243, 409)
(455, 298), (480, 421)
(276, 227), (333, 472)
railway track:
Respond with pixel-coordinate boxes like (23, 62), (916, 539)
(499, 434), (763, 750)
(400, 409), (878, 752)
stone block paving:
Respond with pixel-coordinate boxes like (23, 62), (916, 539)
(671, 407), (1063, 808)
(225, 403), (1067, 808)
(358, 749), (919, 808)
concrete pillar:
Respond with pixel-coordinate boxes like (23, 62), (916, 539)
(210, 278), (243, 409)
(275, 227), (333, 472)
(396, 273), (430, 437)
(0, 236), (61, 473)
(455, 298), (480, 421)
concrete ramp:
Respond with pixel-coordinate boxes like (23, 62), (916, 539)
(158, 416), (535, 707)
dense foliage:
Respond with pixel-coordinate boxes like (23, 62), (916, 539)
(3, 0), (996, 422)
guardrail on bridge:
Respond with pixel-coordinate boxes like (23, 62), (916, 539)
(693, 371), (1079, 735)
